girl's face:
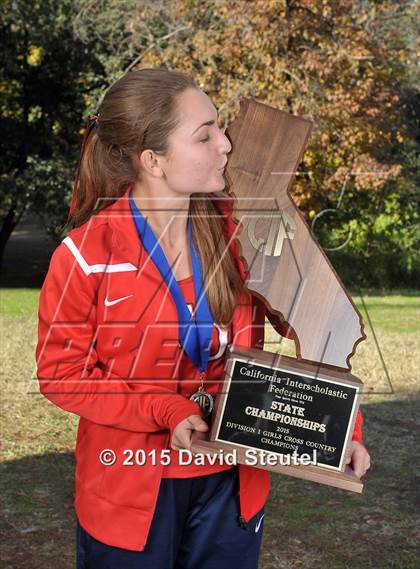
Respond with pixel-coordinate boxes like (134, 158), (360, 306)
(160, 88), (232, 194)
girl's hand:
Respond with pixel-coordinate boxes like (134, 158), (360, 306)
(171, 415), (209, 451)
(345, 440), (371, 478)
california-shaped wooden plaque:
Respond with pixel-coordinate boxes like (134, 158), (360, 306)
(223, 98), (365, 368)
(191, 98), (366, 492)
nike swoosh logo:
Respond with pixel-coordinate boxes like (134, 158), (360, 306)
(255, 514), (265, 533)
(104, 294), (133, 307)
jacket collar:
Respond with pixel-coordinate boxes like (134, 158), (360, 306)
(102, 187), (144, 267)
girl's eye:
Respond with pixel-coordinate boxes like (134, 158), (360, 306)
(200, 136), (210, 143)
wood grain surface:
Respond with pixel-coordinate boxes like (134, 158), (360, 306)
(224, 98), (366, 369)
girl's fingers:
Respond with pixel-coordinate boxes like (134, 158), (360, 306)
(172, 435), (189, 451)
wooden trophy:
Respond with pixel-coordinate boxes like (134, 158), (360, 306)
(191, 98), (366, 493)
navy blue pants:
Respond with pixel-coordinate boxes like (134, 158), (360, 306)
(76, 467), (265, 569)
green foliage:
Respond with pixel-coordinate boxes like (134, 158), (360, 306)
(18, 154), (75, 240)
(314, 138), (420, 288)
(0, 0), (106, 240)
(1, 0), (418, 288)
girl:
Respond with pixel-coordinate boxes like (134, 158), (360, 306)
(36, 67), (370, 569)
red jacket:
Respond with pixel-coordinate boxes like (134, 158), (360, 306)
(36, 187), (364, 551)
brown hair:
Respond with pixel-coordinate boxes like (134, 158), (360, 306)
(70, 67), (244, 325)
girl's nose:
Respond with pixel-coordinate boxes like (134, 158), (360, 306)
(221, 131), (232, 154)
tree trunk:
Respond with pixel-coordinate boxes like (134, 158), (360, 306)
(0, 27), (29, 275)
(0, 205), (21, 275)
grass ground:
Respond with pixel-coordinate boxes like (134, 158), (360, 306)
(1, 288), (419, 568)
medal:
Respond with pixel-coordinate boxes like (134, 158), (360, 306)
(190, 371), (214, 418)
(129, 191), (215, 418)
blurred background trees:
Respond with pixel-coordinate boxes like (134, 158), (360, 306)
(1, 0), (418, 287)
(0, 0), (106, 264)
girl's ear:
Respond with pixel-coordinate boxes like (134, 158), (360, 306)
(138, 149), (165, 178)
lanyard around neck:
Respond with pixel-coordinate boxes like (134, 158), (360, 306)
(128, 191), (214, 374)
